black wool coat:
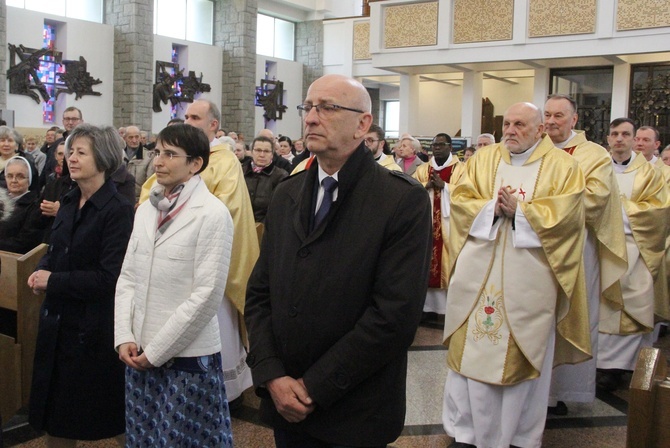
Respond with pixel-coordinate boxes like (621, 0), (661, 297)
(245, 144), (433, 446)
(29, 178), (133, 440)
(242, 159), (288, 222)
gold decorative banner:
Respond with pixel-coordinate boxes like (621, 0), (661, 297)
(529, 0), (596, 37)
(354, 21), (371, 60)
(384, 2), (438, 48)
(453, 0), (513, 43)
(617, 0), (670, 30)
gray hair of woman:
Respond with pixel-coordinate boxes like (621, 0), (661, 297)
(0, 125), (20, 143)
(5, 156), (33, 187)
(219, 136), (236, 149)
(65, 124), (124, 178)
(401, 136), (422, 154)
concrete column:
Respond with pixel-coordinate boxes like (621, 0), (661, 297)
(368, 88), (380, 124)
(533, 67), (550, 108)
(295, 20), (323, 103)
(611, 62), (631, 119)
(462, 71), (483, 141)
(0, 0), (7, 110)
(104, 0), (154, 132)
(399, 74), (419, 135)
(214, 0), (257, 140)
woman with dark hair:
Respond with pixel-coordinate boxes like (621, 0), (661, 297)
(277, 135), (295, 165)
(28, 124), (133, 447)
(115, 124), (234, 446)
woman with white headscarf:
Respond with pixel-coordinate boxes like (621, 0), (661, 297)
(0, 156), (44, 253)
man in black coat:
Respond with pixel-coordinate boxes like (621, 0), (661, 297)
(245, 74), (433, 447)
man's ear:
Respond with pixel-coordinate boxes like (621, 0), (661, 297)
(354, 113), (374, 139)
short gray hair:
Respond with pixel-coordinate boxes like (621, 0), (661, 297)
(0, 126), (18, 142)
(477, 133), (495, 143)
(199, 99), (221, 127)
(65, 124), (124, 178)
(402, 137), (422, 154)
(219, 136), (236, 149)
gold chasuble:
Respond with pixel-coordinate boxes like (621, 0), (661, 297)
(601, 152), (670, 334)
(413, 158), (465, 288)
(562, 132), (628, 310)
(140, 143), (259, 314)
(444, 136), (590, 386)
(378, 154), (402, 171)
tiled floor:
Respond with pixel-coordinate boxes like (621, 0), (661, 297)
(3, 322), (669, 447)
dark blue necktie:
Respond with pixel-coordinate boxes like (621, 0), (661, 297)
(314, 177), (338, 228)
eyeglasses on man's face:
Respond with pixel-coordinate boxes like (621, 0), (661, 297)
(297, 103), (365, 118)
(252, 148), (273, 155)
(364, 138), (380, 146)
(62, 116), (81, 123)
(151, 150), (191, 160)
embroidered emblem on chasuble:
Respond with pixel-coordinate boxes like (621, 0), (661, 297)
(447, 158), (560, 386)
(429, 165), (454, 288)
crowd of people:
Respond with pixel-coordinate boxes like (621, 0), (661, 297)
(0, 74), (669, 448)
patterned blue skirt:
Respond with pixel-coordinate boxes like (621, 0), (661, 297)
(125, 353), (233, 447)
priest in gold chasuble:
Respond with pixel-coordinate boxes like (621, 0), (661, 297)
(441, 103), (590, 448)
(413, 133), (464, 315)
(543, 95), (628, 413)
(597, 118), (670, 391)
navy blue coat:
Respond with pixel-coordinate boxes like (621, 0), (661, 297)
(29, 178), (133, 440)
(245, 144), (433, 446)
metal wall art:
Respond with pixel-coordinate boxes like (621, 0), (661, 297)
(152, 61), (211, 113)
(6, 43), (102, 103)
(255, 79), (287, 121)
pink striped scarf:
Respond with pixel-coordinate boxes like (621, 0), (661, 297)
(149, 175), (201, 241)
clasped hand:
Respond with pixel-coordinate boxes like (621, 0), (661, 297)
(27, 269), (51, 295)
(495, 186), (517, 218)
(118, 342), (155, 371)
(267, 376), (315, 423)
(425, 172), (445, 190)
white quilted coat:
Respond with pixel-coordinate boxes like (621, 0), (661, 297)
(114, 179), (233, 368)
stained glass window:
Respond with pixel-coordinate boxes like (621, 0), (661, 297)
(170, 45), (184, 119)
(38, 23), (65, 124)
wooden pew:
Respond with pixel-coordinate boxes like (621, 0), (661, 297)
(626, 346), (670, 448)
(0, 244), (48, 421)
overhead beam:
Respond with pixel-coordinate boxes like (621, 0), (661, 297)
(483, 73), (519, 85)
(603, 54), (626, 64)
(420, 76), (462, 87)
(521, 60), (545, 69)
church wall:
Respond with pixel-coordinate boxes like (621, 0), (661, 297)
(482, 77), (534, 123)
(6, 7), (114, 131)
(414, 82), (462, 138)
(322, 20), (353, 76)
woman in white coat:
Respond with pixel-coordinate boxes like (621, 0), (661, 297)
(115, 124), (234, 447)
